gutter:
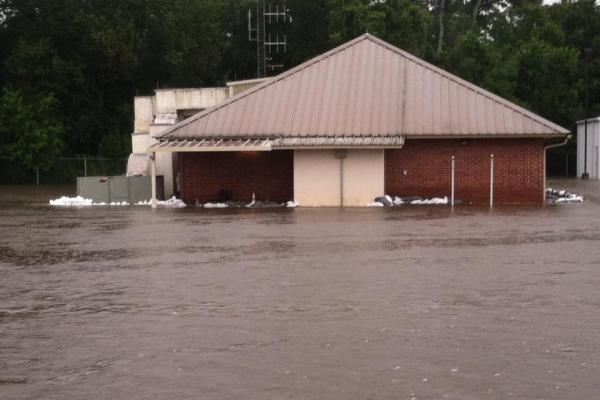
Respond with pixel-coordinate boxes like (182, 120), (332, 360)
(543, 134), (572, 202)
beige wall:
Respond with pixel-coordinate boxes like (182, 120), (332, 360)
(294, 150), (342, 206)
(227, 78), (268, 97)
(132, 133), (150, 154)
(154, 88), (228, 113)
(343, 149), (385, 206)
(149, 125), (174, 197)
(293, 149), (384, 206)
(134, 97), (154, 133)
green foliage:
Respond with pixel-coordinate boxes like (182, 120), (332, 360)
(0, 0), (598, 176)
(381, 0), (432, 58)
(328, 0), (386, 45)
(159, 0), (230, 86)
(0, 88), (64, 170)
(514, 38), (581, 126)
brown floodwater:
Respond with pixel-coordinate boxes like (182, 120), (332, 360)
(1, 181), (600, 400)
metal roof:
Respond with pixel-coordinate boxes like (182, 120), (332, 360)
(158, 33), (569, 141)
(151, 135), (404, 152)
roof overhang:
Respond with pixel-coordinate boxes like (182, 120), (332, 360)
(402, 133), (570, 140)
(150, 138), (272, 152)
(149, 136), (405, 152)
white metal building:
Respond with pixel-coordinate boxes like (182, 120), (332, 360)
(577, 117), (600, 179)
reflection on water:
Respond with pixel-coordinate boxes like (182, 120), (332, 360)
(1, 181), (600, 400)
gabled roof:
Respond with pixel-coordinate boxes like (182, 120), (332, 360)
(158, 34), (569, 141)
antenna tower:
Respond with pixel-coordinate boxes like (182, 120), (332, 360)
(248, 0), (291, 78)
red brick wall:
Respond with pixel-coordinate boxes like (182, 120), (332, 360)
(385, 139), (545, 204)
(179, 151), (293, 204)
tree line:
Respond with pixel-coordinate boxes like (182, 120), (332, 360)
(0, 0), (598, 173)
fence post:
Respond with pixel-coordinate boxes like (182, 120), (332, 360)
(36, 168), (40, 186)
(84, 158), (87, 177)
(489, 154), (494, 208)
(451, 155), (455, 206)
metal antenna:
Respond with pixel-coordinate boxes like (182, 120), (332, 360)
(248, 0), (290, 78)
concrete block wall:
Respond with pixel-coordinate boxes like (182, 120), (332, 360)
(385, 139), (545, 204)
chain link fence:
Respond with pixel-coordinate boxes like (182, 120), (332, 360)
(547, 146), (577, 178)
(0, 157), (128, 185)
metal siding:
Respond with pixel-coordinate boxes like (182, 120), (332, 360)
(340, 44), (357, 136)
(158, 34), (569, 141)
(423, 67), (433, 134)
(469, 89), (478, 135)
(433, 72), (443, 134)
(403, 59), (414, 134)
(504, 105), (515, 133)
(270, 77), (286, 134)
(360, 40), (376, 135)
(448, 77), (458, 134)
(376, 46), (389, 135)
(494, 102), (505, 134)
(289, 66), (306, 135)
(318, 48), (336, 136)
(309, 55), (326, 135)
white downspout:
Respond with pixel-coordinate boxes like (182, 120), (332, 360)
(334, 150), (347, 207)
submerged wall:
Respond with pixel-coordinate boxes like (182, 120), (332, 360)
(179, 151), (293, 204)
(385, 138), (545, 204)
(176, 139), (544, 206)
(293, 149), (384, 206)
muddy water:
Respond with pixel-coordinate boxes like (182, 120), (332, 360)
(1, 181), (600, 400)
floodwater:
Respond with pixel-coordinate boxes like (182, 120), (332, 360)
(1, 182), (600, 400)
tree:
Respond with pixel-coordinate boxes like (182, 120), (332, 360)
(514, 38), (581, 127)
(0, 0), (598, 178)
(0, 89), (63, 171)
(381, 0), (433, 58)
(328, 0), (386, 45)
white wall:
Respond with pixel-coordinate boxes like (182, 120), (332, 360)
(227, 78), (267, 97)
(132, 133), (150, 154)
(343, 150), (385, 206)
(150, 125), (174, 197)
(577, 118), (600, 179)
(294, 150), (342, 206)
(294, 149), (384, 206)
(134, 97), (154, 133)
(154, 88), (228, 113)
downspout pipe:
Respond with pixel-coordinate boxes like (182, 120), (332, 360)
(334, 149), (348, 207)
(544, 134), (571, 201)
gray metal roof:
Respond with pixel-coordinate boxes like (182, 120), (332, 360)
(158, 34), (569, 141)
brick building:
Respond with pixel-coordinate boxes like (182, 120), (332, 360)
(148, 34), (569, 206)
